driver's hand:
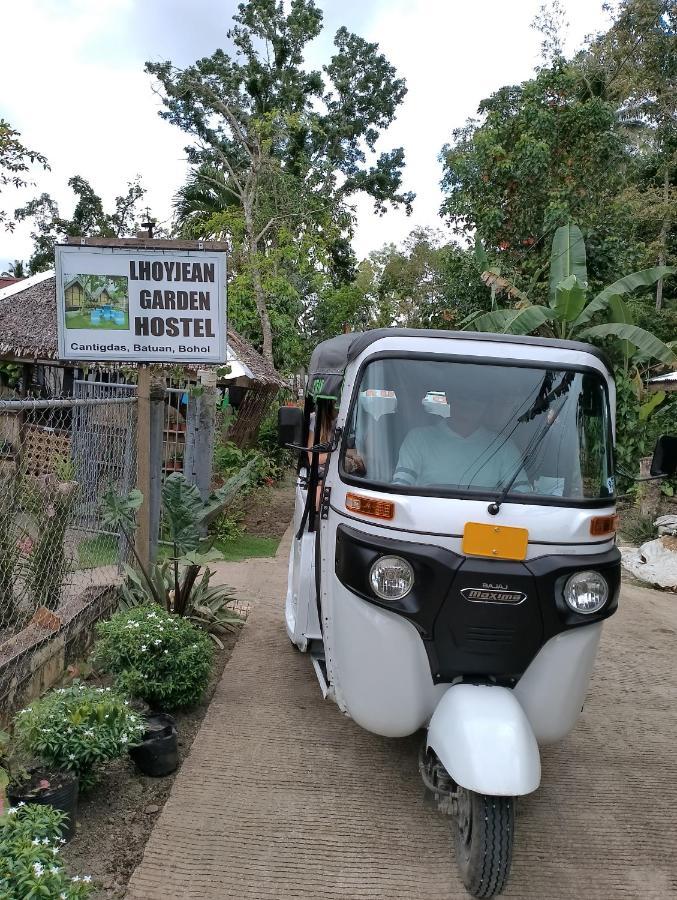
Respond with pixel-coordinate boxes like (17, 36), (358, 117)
(344, 449), (366, 475)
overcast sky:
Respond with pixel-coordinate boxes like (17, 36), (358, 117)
(0, 0), (612, 272)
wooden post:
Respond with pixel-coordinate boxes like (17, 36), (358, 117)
(184, 372), (217, 537)
(136, 367), (152, 570)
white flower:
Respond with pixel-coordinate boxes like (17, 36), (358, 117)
(50, 865), (60, 874)
(33, 862), (44, 876)
(60, 894), (68, 899)
(72, 874), (80, 882)
(120, 734), (128, 743)
(164, 650), (169, 654)
(17, 800), (25, 806)
(18, 708), (28, 714)
(69, 753), (75, 760)
(6, 806), (17, 816)
(52, 847), (60, 856)
(32, 838), (41, 846)
(84, 729), (94, 737)
(59, 838), (66, 845)
(141, 645), (148, 652)
(154, 639), (162, 645)
(83, 875), (92, 883)
(42, 836), (50, 844)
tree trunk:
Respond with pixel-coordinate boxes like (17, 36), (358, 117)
(243, 199), (274, 363)
(655, 164), (669, 312)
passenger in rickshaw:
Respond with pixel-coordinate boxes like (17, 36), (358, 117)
(392, 381), (531, 491)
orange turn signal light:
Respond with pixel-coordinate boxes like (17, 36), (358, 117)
(345, 492), (395, 520)
(590, 514), (619, 537)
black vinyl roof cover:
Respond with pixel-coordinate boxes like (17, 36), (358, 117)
(307, 328), (612, 381)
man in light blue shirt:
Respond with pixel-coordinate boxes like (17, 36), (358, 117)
(393, 385), (530, 492)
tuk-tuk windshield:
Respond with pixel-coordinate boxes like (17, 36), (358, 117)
(341, 357), (614, 502)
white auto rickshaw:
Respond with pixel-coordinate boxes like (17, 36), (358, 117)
(277, 328), (675, 897)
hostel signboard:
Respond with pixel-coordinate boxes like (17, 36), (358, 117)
(55, 242), (227, 363)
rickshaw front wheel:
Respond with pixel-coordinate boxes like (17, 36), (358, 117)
(453, 788), (514, 898)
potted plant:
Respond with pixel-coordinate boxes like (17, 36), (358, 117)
(11, 683), (144, 837)
(1, 727), (78, 842)
(128, 713), (179, 777)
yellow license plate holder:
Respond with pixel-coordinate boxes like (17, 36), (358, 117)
(462, 522), (529, 561)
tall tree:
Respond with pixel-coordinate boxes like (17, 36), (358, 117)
(310, 229), (492, 339)
(16, 176), (146, 273)
(147, 0), (413, 362)
(0, 119), (48, 232)
(439, 62), (635, 297)
(585, 0), (676, 308)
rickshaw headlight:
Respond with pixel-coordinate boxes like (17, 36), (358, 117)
(563, 570), (608, 614)
(369, 556), (414, 601)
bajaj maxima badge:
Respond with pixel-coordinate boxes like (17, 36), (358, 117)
(460, 585), (527, 604)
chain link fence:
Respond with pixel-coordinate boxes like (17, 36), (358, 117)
(0, 392), (137, 718)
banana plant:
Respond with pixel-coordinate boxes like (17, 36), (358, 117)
(468, 224), (677, 366)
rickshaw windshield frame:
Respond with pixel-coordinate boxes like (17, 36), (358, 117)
(338, 351), (615, 509)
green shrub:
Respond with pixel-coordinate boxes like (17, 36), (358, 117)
(117, 558), (243, 644)
(0, 803), (93, 898)
(211, 512), (244, 543)
(94, 606), (214, 710)
(14, 683), (144, 790)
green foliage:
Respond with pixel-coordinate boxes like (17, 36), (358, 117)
(0, 118), (49, 233)
(620, 510), (657, 545)
(14, 683), (144, 789)
(469, 223), (676, 364)
(613, 373), (675, 493)
(0, 803), (93, 898)
(211, 513), (244, 544)
(94, 606), (214, 710)
(77, 535), (118, 570)
(117, 559), (243, 642)
(0, 362), (21, 386)
(0, 477), (20, 623)
(214, 533), (280, 562)
(440, 63), (630, 284)
(15, 176), (146, 273)
(150, 0), (413, 362)
(102, 468), (253, 636)
(213, 441), (286, 486)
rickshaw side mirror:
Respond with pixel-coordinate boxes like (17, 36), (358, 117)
(278, 406), (304, 450)
(650, 434), (677, 477)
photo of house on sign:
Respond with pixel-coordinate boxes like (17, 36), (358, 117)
(63, 273), (129, 330)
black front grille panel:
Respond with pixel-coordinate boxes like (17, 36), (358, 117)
(334, 524), (621, 684)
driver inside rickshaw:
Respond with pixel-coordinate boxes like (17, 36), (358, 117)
(392, 380), (531, 492)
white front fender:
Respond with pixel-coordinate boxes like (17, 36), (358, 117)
(428, 684), (541, 796)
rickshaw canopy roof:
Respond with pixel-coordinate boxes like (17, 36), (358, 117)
(307, 328), (611, 399)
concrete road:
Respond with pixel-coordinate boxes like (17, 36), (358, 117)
(126, 531), (677, 899)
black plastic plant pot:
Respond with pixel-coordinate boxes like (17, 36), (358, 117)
(8, 769), (79, 842)
(129, 713), (179, 777)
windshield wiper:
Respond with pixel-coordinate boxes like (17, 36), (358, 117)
(487, 372), (575, 515)
(487, 417), (554, 515)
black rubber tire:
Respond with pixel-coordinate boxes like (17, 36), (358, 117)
(453, 789), (514, 898)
